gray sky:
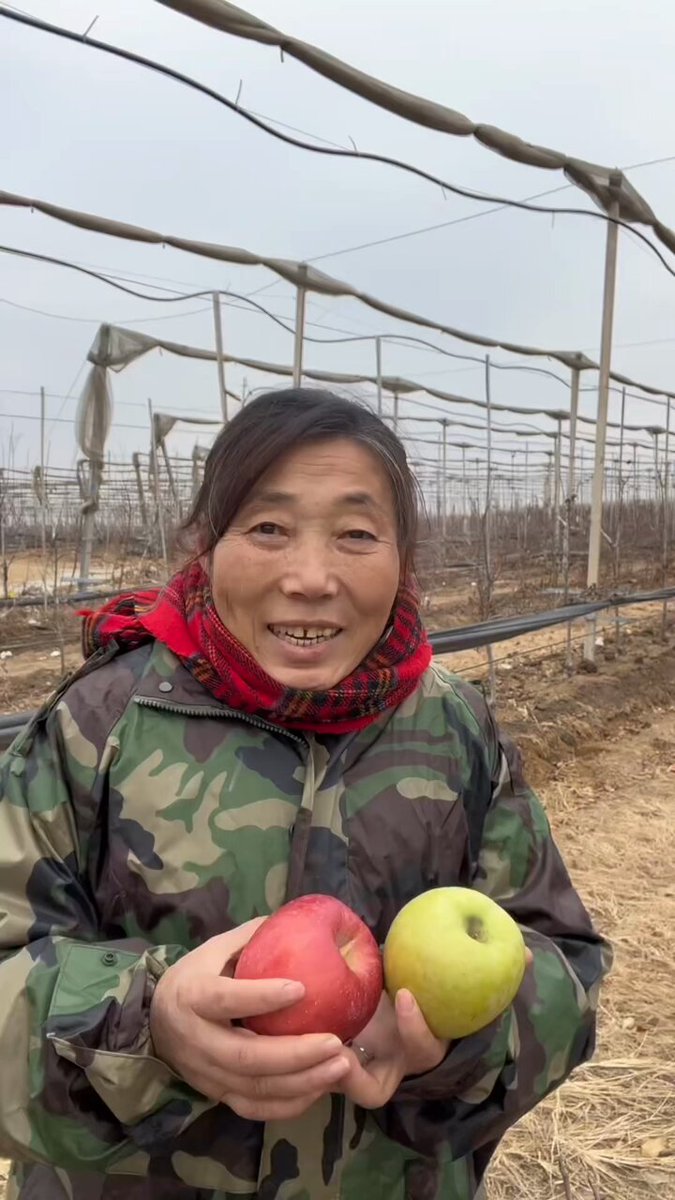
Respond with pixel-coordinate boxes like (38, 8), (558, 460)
(2, 0), (675, 483)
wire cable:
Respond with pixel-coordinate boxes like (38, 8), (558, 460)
(3, 241), (671, 418)
(3, 6), (675, 281)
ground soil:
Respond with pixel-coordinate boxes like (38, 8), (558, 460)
(1, 555), (674, 1197)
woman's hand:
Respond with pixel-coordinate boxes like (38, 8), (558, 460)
(337, 989), (449, 1110)
(339, 948), (534, 1110)
(150, 919), (350, 1121)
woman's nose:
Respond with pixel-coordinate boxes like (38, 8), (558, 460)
(279, 541), (339, 598)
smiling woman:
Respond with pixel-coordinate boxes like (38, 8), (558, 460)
(0, 388), (611, 1200)
(209, 431), (403, 688)
(197, 393), (408, 691)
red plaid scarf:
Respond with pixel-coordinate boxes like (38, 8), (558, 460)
(80, 561), (431, 734)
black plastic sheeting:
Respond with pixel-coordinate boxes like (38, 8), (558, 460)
(1, 585), (673, 751)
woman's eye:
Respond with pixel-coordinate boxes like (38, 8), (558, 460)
(343, 529), (377, 541)
(252, 522), (284, 536)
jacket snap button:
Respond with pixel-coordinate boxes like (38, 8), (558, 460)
(158, 681), (173, 693)
(102, 951), (118, 967)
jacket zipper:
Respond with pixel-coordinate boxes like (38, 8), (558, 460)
(138, 691), (348, 1192)
(134, 695), (307, 746)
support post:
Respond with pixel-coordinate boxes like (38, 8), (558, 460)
(212, 292), (228, 422)
(375, 337), (383, 415)
(441, 419), (448, 541)
(461, 444), (468, 535)
(293, 265), (308, 387)
(553, 419), (562, 573)
(662, 397), (671, 640)
(584, 183), (621, 662)
(484, 355), (496, 704)
(148, 399), (168, 570)
(565, 368), (580, 670)
(484, 356), (493, 582)
(39, 386), (47, 606)
(132, 451), (148, 529)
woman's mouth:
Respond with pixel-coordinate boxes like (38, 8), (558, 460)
(269, 625), (342, 648)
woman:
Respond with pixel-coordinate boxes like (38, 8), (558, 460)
(0, 388), (610, 1200)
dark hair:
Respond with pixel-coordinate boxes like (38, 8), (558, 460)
(185, 388), (420, 573)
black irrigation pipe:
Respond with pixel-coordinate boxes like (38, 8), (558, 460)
(0, 585), (159, 611)
(1, 585), (673, 751)
(429, 585), (675, 653)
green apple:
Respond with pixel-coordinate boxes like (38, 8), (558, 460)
(383, 887), (527, 1039)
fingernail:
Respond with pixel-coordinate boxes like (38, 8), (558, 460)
(282, 981), (304, 998)
(322, 1036), (343, 1053)
(396, 989), (415, 1015)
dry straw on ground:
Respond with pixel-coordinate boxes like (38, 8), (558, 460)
(488, 721), (675, 1200)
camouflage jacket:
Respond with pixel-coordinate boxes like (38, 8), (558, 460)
(0, 640), (611, 1200)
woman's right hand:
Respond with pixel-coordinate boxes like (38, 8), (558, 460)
(150, 919), (350, 1121)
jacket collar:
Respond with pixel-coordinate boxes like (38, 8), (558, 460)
(133, 640), (230, 711)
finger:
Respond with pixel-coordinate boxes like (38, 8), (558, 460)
(201, 1025), (347, 1077)
(194, 920), (269, 975)
(189, 975), (306, 1024)
(222, 1054), (350, 1101)
(395, 990), (448, 1072)
(224, 1091), (326, 1123)
(525, 947), (534, 967)
(351, 992), (399, 1058)
(337, 1050), (400, 1109)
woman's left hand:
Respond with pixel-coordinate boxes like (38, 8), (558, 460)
(338, 947), (534, 1109)
(337, 989), (448, 1109)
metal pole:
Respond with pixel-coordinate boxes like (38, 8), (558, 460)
(393, 391), (399, 438)
(212, 292), (228, 422)
(375, 337), (383, 415)
(461, 444), (468, 534)
(612, 390), (627, 648)
(484, 355), (496, 704)
(553, 420), (562, 571)
(544, 452), (553, 511)
(441, 419), (448, 540)
(615, 386), (626, 577)
(293, 265), (308, 387)
(0, 469), (6, 600)
(658, 393), (662, 643)
(564, 368), (580, 667)
(484, 356), (493, 581)
(584, 184), (621, 662)
(568, 368), (579, 504)
(132, 451), (148, 530)
(148, 399), (168, 570)
(39, 386), (48, 608)
(78, 462), (99, 590)
(159, 437), (179, 510)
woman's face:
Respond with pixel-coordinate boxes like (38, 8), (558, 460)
(210, 438), (401, 689)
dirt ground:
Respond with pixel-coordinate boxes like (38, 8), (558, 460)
(488, 672), (675, 1198)
(0, 558), (674, 1197)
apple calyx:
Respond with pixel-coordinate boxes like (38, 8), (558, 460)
(466, 916), (487, 942)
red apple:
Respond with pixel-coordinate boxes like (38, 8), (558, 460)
(234, 894), (383, 1041)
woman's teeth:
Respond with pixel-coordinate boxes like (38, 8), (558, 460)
(270, 627), (340, 647)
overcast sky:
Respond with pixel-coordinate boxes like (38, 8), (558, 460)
(2, 0), (675, 485)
